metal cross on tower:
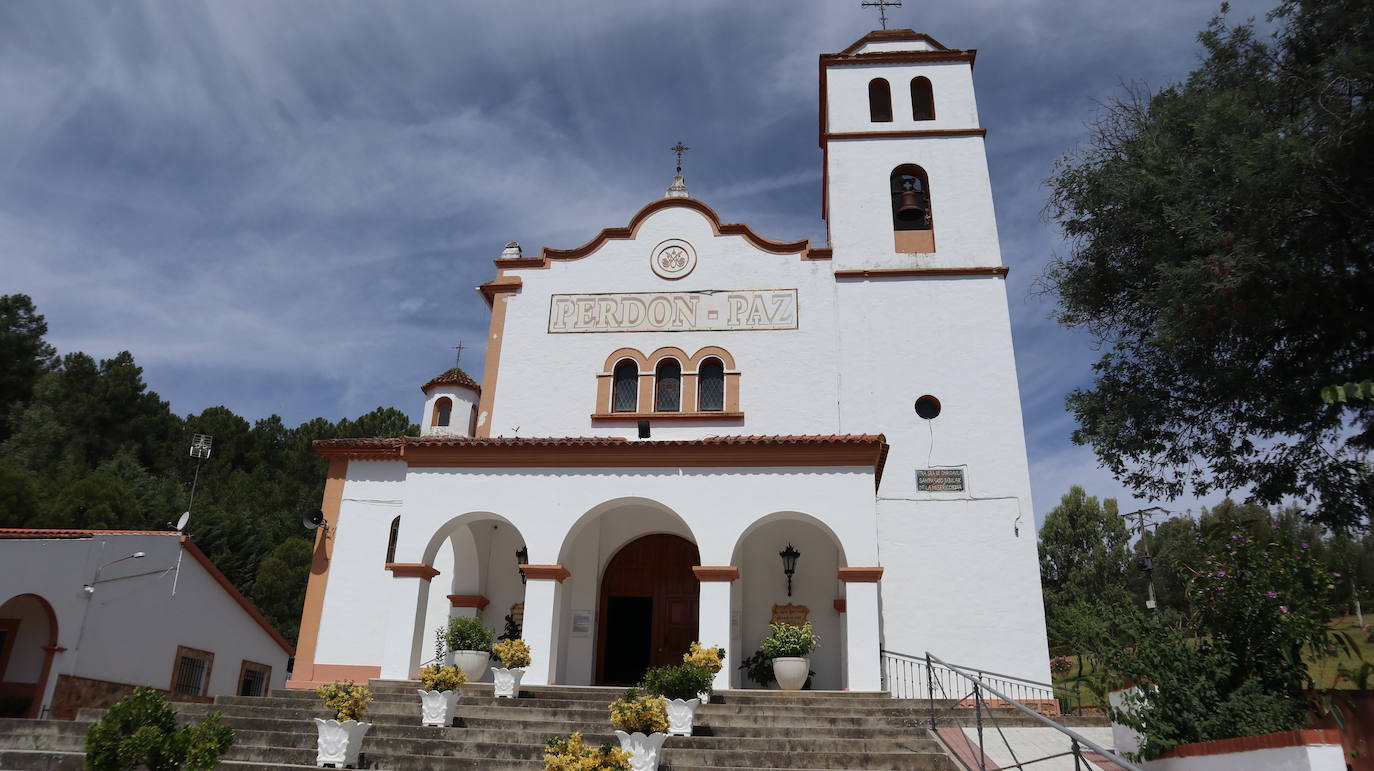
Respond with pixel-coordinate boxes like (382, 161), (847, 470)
(452, 341), (466, 366)
(670, 141), (689, 175)
(860, 0), (902, 29)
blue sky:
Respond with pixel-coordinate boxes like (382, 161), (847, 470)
(0, 0), (1279, 526)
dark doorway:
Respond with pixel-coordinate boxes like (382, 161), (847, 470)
(595, 533), (700, 685)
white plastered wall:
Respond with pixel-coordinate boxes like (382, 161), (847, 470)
(0, 533), (291, 714)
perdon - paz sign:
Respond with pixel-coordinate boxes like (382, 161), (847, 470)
(548, 289), (798, 333)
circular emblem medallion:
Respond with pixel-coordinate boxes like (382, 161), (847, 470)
(651, 239), (697, 280)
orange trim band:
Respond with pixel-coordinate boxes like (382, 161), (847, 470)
(386, 563), (440, 581)
(692, 566), (740, 582)
(448, 594), (490, 610)
(1157, 729), (1343, 759)
(835, 266), (1009, 279)
(835, 29), (953, 56)
(478, 275), (522, 306)
(179, 537), (294, 655)
(825, 128), (986, 142)
(289, 457), (347, 685)
(592, 411), (744, 423)
(520, 564), (570, 583)
(833, 599), (847, 613)
(838, 567), (884, 583)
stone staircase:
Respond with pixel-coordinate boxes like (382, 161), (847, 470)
(0, 679), (1109, 770)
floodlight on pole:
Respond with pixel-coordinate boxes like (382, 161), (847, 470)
(84, 551), (147, 594)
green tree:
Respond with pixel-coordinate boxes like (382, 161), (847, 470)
(250, 537), (314, 644)
(1038, 486), (1131, 648)
(1042, 0), (1374, 529)
(0, 460), (43, 528)
(34, 473), (143, 530)
(0, 294), (56, 442)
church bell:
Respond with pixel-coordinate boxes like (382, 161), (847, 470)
(893, 175), (928, 225)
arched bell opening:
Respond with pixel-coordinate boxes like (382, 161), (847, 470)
(728, 513), (848, 690)
(890, 164), (935, 253)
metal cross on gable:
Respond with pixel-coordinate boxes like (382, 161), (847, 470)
(670, 141), (689, 175)
(452, 341), (466, 366)
(860, 0), (902, 30)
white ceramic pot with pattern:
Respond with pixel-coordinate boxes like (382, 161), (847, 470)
(313, 718), (371, 767)
(416, 689), (458, 726)
(665, 697), (700, 736)
(613, 730), (669, 771)
(491, 667), (525, 698)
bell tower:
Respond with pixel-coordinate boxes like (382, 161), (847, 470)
(820, 29), (1002, 271)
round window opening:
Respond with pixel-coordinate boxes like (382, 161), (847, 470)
(914, 395), (942, 420)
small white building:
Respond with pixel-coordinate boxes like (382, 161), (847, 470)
(0, 529), (293, 719)
(289, 28), (1050, 693)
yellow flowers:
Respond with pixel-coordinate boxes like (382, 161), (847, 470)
(493, 638), (533, 669)
(418, 664), (467, 692)
(608, 689), (669, 735)
(316, 680), (372, 722)
(683, 642), (723, 674)
(544, 732), (631, 770)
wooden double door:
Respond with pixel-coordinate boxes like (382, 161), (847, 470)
(595, 534), (700, 685)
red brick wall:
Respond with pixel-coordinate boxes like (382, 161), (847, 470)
(48, 674), (211, 720)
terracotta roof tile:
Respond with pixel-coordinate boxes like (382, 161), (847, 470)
(0, 528), (179, 539)
(421, 367), (481, 394)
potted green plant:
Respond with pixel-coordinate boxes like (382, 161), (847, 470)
(641, 664), (713, 736)
(608, 688), (670, 770)
(314, 679), (373, 768)
(543, 732), (631, 770)
(444, 616), (494, 682)
(761, 621), (819, 691)
(491, 638), (531, 698)
(738, 648), (774, 689)
(682, 642), (724, 702)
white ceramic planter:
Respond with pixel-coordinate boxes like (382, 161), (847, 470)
(313, 718), (371, 768)
(665, 698), (700, 736)
(417, 689), (458, 727)
(772, 657), (809, 691)
(450, 650), (490, 682)
(614, 730), (669, 771)
(491, 666), (525, 698)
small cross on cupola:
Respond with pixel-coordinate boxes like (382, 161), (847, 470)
(665, 141), (690, 198)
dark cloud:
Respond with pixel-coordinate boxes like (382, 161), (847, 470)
(0, 0), (1276, 522)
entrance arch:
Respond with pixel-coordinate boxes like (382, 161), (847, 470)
(595, 534), (700, 685)
(0, 593), (59, 719)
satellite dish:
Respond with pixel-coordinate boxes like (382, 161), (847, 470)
(302, 509), (326, 531)
(175, 511), (190, 532)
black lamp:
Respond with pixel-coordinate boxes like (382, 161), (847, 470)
(516, 546), (529, 584)
(779, 543), (801, 597)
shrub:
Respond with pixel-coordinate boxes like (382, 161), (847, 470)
(316, 680), (372, 722)
(493, 638), (532, 669)
(682, 642), (723, 674)
(544, 732), (631, 770)
(446, 616), (494, 652)
(761, 622), (819, 658)
(640, 664), (713, 701)
(84, 687), (234, 771)
(418, 665), (466, 692)
(498, 613), (523, 642)
(608, 688), (668, 735)
(738, 649), (773, 688)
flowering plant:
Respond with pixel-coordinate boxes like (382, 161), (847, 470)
(493, 638), (532, 669)
(418, 664), (466, 692)
(683, 642), (724, 674)
(761, 621), (819, 658)
(316, 680), (372, 722)
(544, 732), (631, 770)
(608, 688), (669, 735)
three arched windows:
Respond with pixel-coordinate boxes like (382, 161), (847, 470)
(598, 348), (738, 418)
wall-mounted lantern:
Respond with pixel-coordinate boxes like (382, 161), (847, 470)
(516, 546), (529, 584)
(779, 543), (801, 597)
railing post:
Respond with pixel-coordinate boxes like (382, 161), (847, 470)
(925, 653), (936, 730)
(973, 680), (986, 771)
(1071, 737), (1083, 770)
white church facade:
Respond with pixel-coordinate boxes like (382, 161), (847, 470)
(287, 29), (1050, 694)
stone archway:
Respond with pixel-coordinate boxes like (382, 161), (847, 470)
(595, 534), (700, 685)
(0, 593), (59, 719)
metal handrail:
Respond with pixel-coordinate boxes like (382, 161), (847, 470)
(926, 652), (1142, 771)
(883, 649), (1065, 693)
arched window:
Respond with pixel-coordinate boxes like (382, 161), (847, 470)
(911, 77), (935, 120)
(868, 78), (892, 123)
(433, 397), (453, 427)
(385, 516), (400, 563)
(890, 164), (932, 231)
(612, 360), (639, 412)
(655, 359), (681, 412)
(698, 358), (725, 412)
